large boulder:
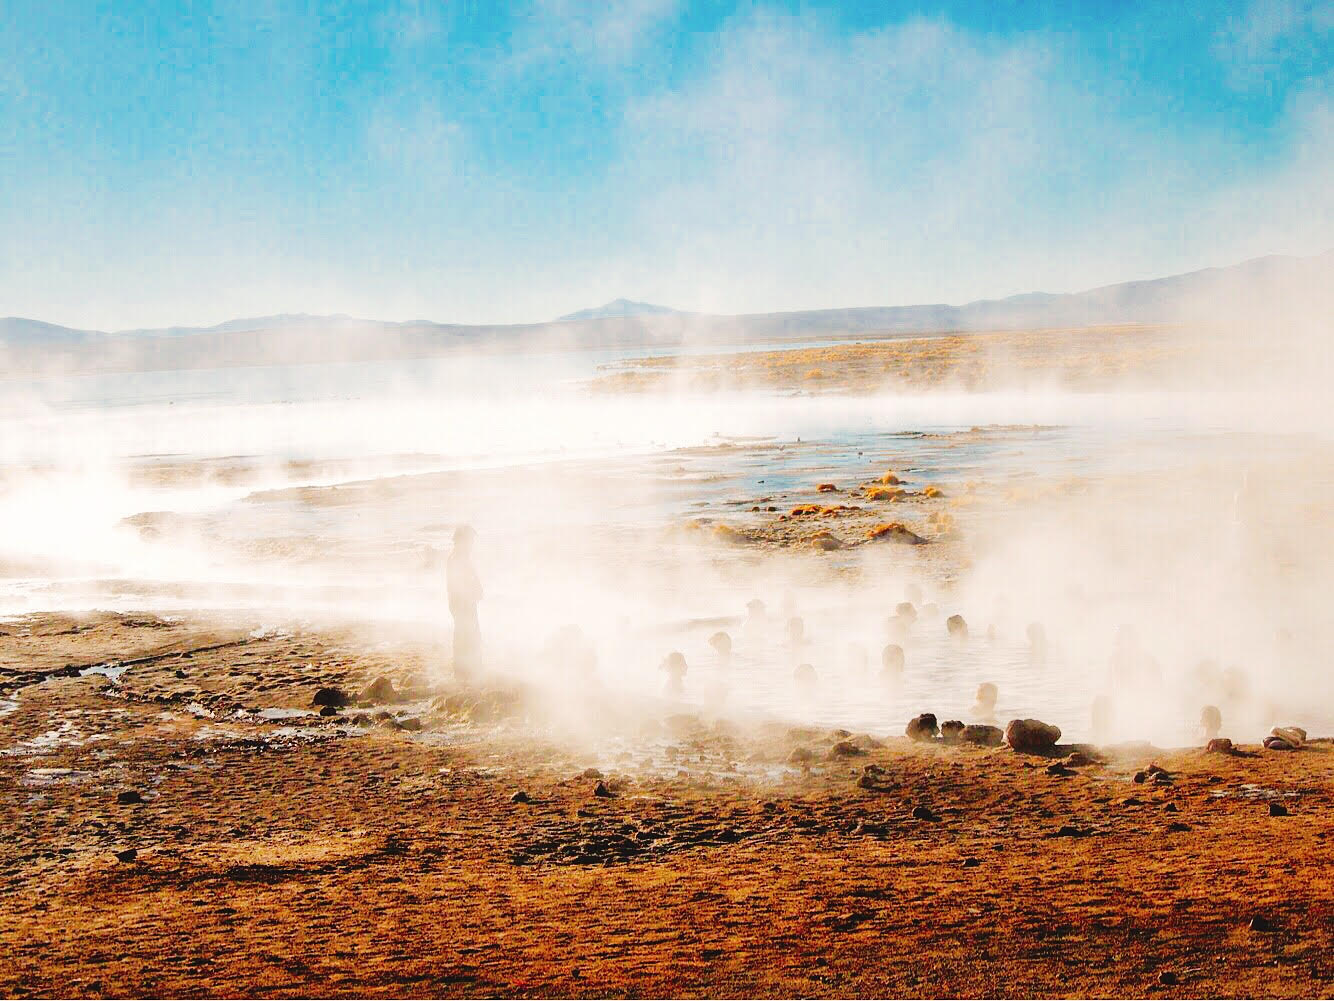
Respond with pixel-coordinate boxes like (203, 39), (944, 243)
(1005, 718), (1062, 753)
(312, 686), (350, 708)
(905, 713), (938, 742)
(940, 720), (965, 745)
(961, 723), (1004, 747)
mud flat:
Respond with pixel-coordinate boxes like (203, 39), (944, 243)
(1, 611), (1331, 998)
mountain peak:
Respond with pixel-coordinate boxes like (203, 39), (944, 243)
(557, 299), (678, 322)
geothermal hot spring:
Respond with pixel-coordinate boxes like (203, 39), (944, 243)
(2, 343), (1331, 749)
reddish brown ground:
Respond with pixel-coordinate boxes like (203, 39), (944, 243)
(1, 613), (1331, 999)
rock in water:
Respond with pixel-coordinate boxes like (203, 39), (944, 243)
(905, 713), (939, 742)
(961, 724), (1004, 747)
(1005, 718), (1061, 753)
(312, 686), (350, 708)
(360, 676), (398, 705)
(940, 720), (964, 745)
(946, 614), (968, 638)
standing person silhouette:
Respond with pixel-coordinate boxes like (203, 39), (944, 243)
(447, 525), (483, 679)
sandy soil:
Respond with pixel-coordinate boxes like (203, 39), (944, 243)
(2, 612), (1331, 999)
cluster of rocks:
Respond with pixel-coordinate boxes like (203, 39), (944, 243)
(1264, 726), (1306, 751)
(903, 712), (1056, 752)
(512, 817), (748, 866)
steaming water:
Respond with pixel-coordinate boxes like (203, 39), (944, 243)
(2, 346), (1330, 747)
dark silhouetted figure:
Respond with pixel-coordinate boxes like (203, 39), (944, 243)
(447, 525), (483, 679)
(661, 651), (688, 695)
(880, 643), (905, 683)
(946, 613), (968, 639)
(1201, 704), (1222, 742)
(971, 682), (998, 724)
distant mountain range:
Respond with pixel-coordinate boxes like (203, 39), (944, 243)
(2, 250), (1328, 374)
(557, 299), (679, 322)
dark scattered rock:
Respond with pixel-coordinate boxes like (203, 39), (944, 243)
(1206, 737), (1234, 754)
(911, 805), (940, 822)
(1052, 824), (1092, 838)
(961, 857), (980, 868)
(939, 720), (964, 744)
(397, 715), (423, 732)
(1005, 718), (1061, 753)
(1046, 762), (1075, 777)
(510, 790), (531, 804)
(116, 790), (144, 805)
(961, 724), (1004, 747)
(1269, 802), (1289, 816)
(1064, 750), (1099, 767)
(1163, 802), (1179, 813)
(946, 614), (968, 637)
(579, 767), (604, 780)
(828, 740), (867, 758)
(592, 781), (613, 798)
(1248, 915), (1276, 932)
(858, 763), (895, 791)
(787, 747), (816, 766)
(905, 713), (939, 742)
(1158, 971), (1179, 986)
(114, 848), (137, 863)
(1166, 821), (1191, 832)
(312, 686), (351, 708)
(318, 705), (339, 717)
(359, 676), (398, 705)
(174, 669), (187, 679)
(1133, 771), (1148, 784)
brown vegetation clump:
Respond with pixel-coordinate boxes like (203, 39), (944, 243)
(713, 524), (750, 545)
(809, 531), (843, 551)
(864, 485), (906, 502)
(865, 522), (926, 545)
(923, 485), (944, 498)
(878, 471), (905, 485)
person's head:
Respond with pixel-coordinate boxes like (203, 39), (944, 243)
(975, 682), (997, 707)
(881, 643), (904, 671)
(663, 651), (687, 672)
(746, 598), (766, 619)
(895, 601), (918, 623)
(946, 613), (968, 638)
(1201, 704), (1222, 735)
(708, 631), (732, 656)
(453, 524), (476, 551)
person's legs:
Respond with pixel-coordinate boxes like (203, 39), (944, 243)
(452, 603), (480, 677)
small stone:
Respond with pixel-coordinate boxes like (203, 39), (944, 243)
(1206, 737), (1233, 754)
(905, 713), (939, 742)
(312, 686), (351, 708)
(318, 705), (339, 717)
(397, 715), (423, 732)
(961, 857), (980, 868)
(116, 790), (143, 805)
(1158, 971), (1179, 986)
(174, 669), (187, 679)
(1064, 750), (1099, 767)
(1046, 763), (1075, 777)
(1163, 802), (1178, 813)
(359, 676), (398, 705)
(593, 781), (613, 798)
(1248, 915), (1275, 932)
(788, 747), (816, 765)
(1268, 802), (1288, 816)
(510, 790), (531, 804)
(828, 740), (867, 758)
(1133, 771), (1148, 784)
(911, 805), (940, 822)
(1053, 824), (1091, 838)
(1166, 821), (1190, 832)
(961, 724), (1004, 747)
(1005, 718), (1062, 753)
(114, 848), (137, 863)
(579, 767), (604, 779)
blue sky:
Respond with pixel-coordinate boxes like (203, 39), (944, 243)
(1, 0), (1330, 330)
